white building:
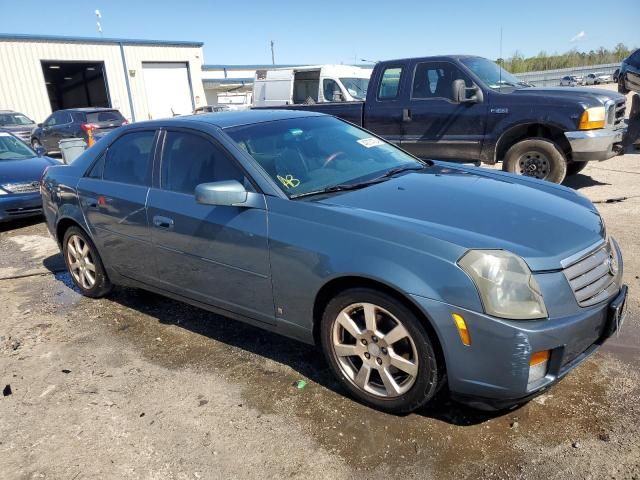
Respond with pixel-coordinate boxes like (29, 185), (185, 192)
(0, 33), (207, 123)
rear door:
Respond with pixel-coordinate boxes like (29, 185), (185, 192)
(363, 64), (406, 145)
(77, 129), (158, 283)
(400, 60), (487, 161)
(146, 128), (274, 324)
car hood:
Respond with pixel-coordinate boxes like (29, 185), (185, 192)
(1, 124), (36, 134)
(0, 156), (59, 185)
(315, 164), (604, 271)
(511, 86), (625, 106)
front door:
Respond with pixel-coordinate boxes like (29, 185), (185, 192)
(77, 129), (157, 283)
(401, 61), (487, 161)
(146, 129), (274, 324)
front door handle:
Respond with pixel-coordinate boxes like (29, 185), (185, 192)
(153, 215), (174, 230)
(402, 108), (412, 123)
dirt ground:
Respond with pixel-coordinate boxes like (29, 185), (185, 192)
(1, 96), (640, 480)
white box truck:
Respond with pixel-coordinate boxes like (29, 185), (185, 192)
(252, 65), (372, 107)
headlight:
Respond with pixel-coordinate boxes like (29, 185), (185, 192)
(458, 250), (547, 320)
(578, 106), (606, 130)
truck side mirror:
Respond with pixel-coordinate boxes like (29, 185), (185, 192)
(332, 91), (345, 102)
(452, 79), (482, 103)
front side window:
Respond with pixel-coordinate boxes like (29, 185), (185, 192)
(378, 67), (402, 99)
(412, 62), (473, 100)
(161, 131), (247, 195)
(0, 132), (37, 160)
(323, 79), (342, 102)
(225, 116), (425, 198)
(44, 115), (57, 127)
(103, 131), (155, 186)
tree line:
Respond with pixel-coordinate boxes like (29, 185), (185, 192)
(497, 43), (634, 73)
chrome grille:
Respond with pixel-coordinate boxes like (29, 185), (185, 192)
(2, 181), (40, 193)
(613, 99), (626, 127)
(563, 241), (620, 307)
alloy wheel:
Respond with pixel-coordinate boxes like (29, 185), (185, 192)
(66, 234), (97, 290)
(331, 302), (419, 398)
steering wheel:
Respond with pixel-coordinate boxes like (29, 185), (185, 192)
(323, 151), (347, 168)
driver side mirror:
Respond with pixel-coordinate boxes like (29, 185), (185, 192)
(332, 91), (345, 102)
(195, 180), (250, 207)
(452, 79), (482, 104)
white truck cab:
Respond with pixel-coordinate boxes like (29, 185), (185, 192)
(253, 65), (372, 107)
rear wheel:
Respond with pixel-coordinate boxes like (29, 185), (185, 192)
(566, 161), (588, 176)
(320, 288), (443, 413)
(62, 226), (112, 298)
(502, 138), (567, 184)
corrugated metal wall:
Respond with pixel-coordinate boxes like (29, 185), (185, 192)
(0, 39), (205, 123)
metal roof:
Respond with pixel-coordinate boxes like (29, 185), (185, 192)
(0, 33), (203, 47)
(203, 78), (254, 86)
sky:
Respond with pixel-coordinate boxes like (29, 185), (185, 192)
(1, 0), (638, 66)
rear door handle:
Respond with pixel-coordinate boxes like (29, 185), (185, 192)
(402, 108), (412, 123)
(153, 215), (174, 230)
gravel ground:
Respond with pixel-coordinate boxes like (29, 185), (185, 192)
(1, 94), (639, 479)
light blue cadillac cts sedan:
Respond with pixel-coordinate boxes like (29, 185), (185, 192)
(41, 110), (628, 413)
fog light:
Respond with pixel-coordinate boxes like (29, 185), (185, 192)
(452, 313), (471, 346)
(528, 350), (550, 384)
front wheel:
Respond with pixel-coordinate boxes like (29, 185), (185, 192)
(502, 138), (567, 183)
(618, 77), (629, 95)
(62, 226), (112, 298)
(320, 288), (443, 413)
(566, 161), (588, 176)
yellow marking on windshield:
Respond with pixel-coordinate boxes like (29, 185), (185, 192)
(277, 175), (301, 189)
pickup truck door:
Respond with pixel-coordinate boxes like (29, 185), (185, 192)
(363, 64), (407, 144)
(400, 60), (487, 161)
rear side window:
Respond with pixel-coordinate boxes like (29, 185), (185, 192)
(377, 67), (402, 99)
(160, 131), (248, 195)
(103, 131), (155, 186)
(86, 110), (125, 123)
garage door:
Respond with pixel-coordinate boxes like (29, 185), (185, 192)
(142, 62), (193, 119)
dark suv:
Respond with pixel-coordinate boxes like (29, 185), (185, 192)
(31, 108), (127, 154)
(618, 49), (640, 95)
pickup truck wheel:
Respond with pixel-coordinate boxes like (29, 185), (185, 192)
(502, 138), (567, 183)
(320, 288), (443, 414)
(566, 161), (588, 176)
(62, 226), (112, 298)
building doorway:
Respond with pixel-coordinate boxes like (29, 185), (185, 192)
(41, 61), (110, 111)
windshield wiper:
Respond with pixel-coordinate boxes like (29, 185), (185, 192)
(291, 164), (426, 199)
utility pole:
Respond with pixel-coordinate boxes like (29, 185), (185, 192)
(95, 9), (103, 37)
(270, 40), (275, 65)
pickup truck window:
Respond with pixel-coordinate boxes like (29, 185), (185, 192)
(412, 61), (472, 101)
(460, 57), (524, 91)
(378, 67), (402, 100)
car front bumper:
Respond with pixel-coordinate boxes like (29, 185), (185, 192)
(565, 127), (626, 161)
(410, 284), (628, 410)
(0, 192), (43, 222)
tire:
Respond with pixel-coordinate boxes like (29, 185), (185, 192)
(618, 77), (629, 95)
(320, 288), (444, 414)
(566, 161), (588, 176)
(62, 226), (112, 298)
(502, 138), (567, 184)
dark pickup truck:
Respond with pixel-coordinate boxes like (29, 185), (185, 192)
(269, 56), (627, 183)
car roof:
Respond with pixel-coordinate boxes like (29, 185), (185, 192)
(131, 109), (326, 129)
(58, 107), (121, 113)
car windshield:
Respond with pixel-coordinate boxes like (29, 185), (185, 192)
(225, 116), (425, 198)
(460, 57), (528, 91)
(0, 132), (37, 160)
(0, 113), (34, 126)
(340, 77), (369, 100)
